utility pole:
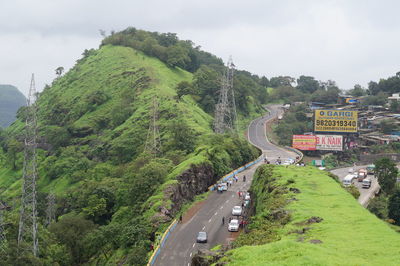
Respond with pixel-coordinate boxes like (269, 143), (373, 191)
(45, 193), (56, 226)
(214, 57), (237, 134)
(18, 74), (39, 257)
(0, 202), (7, 254)
(144, 97), (161, 157)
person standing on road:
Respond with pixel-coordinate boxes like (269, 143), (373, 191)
(222, 216), (225, 225)
(243, 175), (246, 182)
(179, 215), (182, 223)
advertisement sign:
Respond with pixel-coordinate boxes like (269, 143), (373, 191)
(316, 135), (343, 151)
(314, 110), (358, 133)
(292, 135), (316, 150)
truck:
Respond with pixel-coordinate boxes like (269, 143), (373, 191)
(342, 174), (355, 187)
(362, 179), (372, 189)
(357, 169), (367, 182)
(367, 164), (375, 175)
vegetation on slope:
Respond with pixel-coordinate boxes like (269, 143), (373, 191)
(220, 165), (400, 265)
(0, 84), (26, 128)
(0, 32), (262, 264)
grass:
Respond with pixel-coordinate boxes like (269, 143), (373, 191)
(224, 166), (400, 265)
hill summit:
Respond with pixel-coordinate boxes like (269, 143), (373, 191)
(0, 84), (26, 128)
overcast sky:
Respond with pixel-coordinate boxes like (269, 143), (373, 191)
(1, 0), (400, 96)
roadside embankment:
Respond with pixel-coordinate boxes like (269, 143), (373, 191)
(217, 165), (400, 265)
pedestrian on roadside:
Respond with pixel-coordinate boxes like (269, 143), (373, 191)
(179, 215), (182, 223)
(222, 216), (225, 225)
(237, 191), (240, 198)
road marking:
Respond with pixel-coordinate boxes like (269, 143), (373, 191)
(231, 195), (234, 198)
(208, 218), (212, 223)
(188, 263), (190, 266)
(202, 226), (205, 230)
(226, 200), (229, 203)
(190, 252), (192, 257)
(214, 212), (217, 216)
(220, 206), (223, 209)
(192, 243), (195, 248)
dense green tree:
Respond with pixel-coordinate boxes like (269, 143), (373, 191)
(6, 138), (23, 170)
(166, 45), (190, 68)
(269, 76), (295, 87)
(175, 81), (193, 99)
(379, 119), (399, 134)
(375, 158), (398, 195)
(296, 75), (320, 93)
(388, 187), (400, 225)
(49, 216), (96, 264)
(166, 119), (196, 153)
(362, 92), (388, 106)
(348, 84), (367, 96)
(367, 196), (388, 219)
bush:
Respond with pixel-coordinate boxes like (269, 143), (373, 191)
(345, 185), (360, 199)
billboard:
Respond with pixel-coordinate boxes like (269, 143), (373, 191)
(292, 135), (316, 150)
(314, 110), (358, 133)
(316, 135), (343, 151)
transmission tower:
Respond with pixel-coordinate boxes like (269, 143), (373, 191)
(144, 97), (161, 157)
(45, 193), (56, 226)
(18, 74), (39, 257)
(213, 57), (237, 134)
(0, 202), (8, 254)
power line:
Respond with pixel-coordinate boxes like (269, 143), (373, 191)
(214, 57), (237, 134)
(18, 74), (39, 257)
(144, 97), (161, 157)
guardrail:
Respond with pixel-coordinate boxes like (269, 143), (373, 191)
(147, 219), (178, 266)
(208, 154), (264, 191)
(284, 146), (304, 163)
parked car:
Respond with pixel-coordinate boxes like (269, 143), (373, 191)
(362, 179), (372, 189)
(232, 206), (242, 216)
(245, 193), (251, 200)
(342, 174), (354, 187)
(228, 219), (239, 232)
(220, 182), (228, 191)
(196, 231), (207, 243)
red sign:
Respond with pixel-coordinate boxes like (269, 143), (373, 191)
(292, 135), (316, 150)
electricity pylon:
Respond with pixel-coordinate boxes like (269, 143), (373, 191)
(18, 74), (39, 256)
(45, 193), (56, 226)
(0, 202), (7, 254)
(214, 57), (237, 134)
(144, 97), (161, 157)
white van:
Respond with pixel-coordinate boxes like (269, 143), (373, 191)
(362, 179), (371, 189)
(343, 174), (354, 187)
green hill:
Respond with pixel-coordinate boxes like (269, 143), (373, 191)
(218, 165), (400, 265)
(0, 37), (262, 264)
(0, 84), (26, 128)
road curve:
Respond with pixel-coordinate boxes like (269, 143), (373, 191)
(154, 105), (296, 266)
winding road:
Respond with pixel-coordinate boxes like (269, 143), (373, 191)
(154, 105), (296, 266)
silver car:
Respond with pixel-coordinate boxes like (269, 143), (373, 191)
(232, 206), (242, 216)
(196, 231), (207, 243)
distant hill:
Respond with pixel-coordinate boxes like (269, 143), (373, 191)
(0, 84), (26, 128)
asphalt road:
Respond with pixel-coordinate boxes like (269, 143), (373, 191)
(330, 165), (380, 207)
(154, 105), (296, 266)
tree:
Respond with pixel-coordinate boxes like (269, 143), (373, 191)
(55, 67), (64, 77)
(296, 75), (320, 94)
(367, 196), (388, 219)
(348, 84), (367, 97)
(269, 76), (295, 87)
(6, 138), (23, 170)
(175, 81), (193, 99)
(388, 187), (400, 225)
(49, 216), (96, 264)
(379, 119), (398, 134)
(166, 45), (190, 68)
(375, 158), (398, 195)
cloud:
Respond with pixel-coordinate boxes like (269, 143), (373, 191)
(1, 0), (400, 95)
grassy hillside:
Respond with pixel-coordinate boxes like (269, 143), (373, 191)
(0, 84), (26, 128)
(221, 165), (400, 265)
(0, 43), (260, 265)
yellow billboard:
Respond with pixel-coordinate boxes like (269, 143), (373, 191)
(314, 110), (358, 133)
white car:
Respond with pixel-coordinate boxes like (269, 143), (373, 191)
(220, 183), (228, 191)
(282, 158), (295, 165)
(228, 219), (239, 232)
(232, 206), (242, 216)
(348, 168), (354, 173)
(245, 193), (251, 200)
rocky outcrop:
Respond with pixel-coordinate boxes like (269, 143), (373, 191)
(164, 162), (215, 217)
